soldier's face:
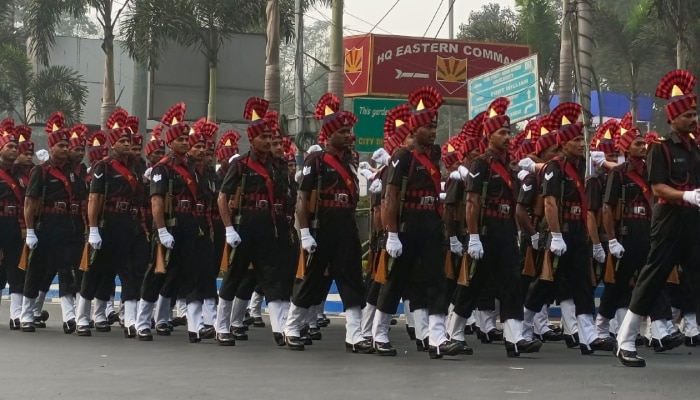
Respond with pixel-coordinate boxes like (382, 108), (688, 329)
(131, 144), (143, 158)
(563, 136), (585, 157)
(628, 137), (647, 158)
(252, 131), (272, 154)
(69, 146), (85, 163)
(188, 142), (206, 161)
(288, 162), (296, 176)
(489, 127), (511, 152)
(413, 123), (436, 147)
(271, 138), (284, 158)
(205, 150), (215, 166)
(672, 109), (697, 134)
(17, 151), (33, 165)
(169, 136), (189, 155)
(148, 149), (164, 165)
(328, 127), (352, 150)
(0, 142), (19, 163)
(50, 141), (70, 162)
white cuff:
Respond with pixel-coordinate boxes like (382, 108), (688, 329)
(551, 232), (563, 239)
(300, 228), (311, 237)
(89, 227), (99, 234)
(469, 233), (480, 240)
(387, 232), (399, 240)
(225, 226), (235, 235)
(26, 229), (35, 235)
(157, 227), (169, 235)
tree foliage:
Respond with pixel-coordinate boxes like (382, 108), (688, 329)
(457, 3), (523, 44)
(0, 45), (88, 124)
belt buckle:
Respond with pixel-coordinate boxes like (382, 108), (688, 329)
(570, 206), (581, 215)
(130, 208), (139, 216)
(633, 206), (646, 215)
(334, 193), (349, 203)
(420, 196), (435, 206)
(70, 203), (80, 212)
(4, 205), (16, 213)
(498, 204), (510, 214)
(54, 202), (67, 210)
(177, 200), (191, 209)
(273, 203), (283, 213)
(115, 201), (129, 211)
(195, 203), (205, 212)
(256, 200), (269, 209)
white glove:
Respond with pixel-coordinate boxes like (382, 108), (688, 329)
(369, 179), (382, 194)
(86, 166), (92, 174)
(372, 148), (390, 166)
(157, 227), (175, 249)
(88, 227), (102, 250)
(518, 157), (536, 173)
(467, 234), (484, 260)
(359, 161), (371, 170)
(449, 236), (463, 255)
(225, 226), (241, 248)
(143, 167), (153, 181)
(300, 228), (317, 253)
(517, 170), (529, 181)
(306, 144), (322, 154)
(530, 232), (540, 250)
(439, 192), (446, 201)
(440, 181), (446, 191)
(359, 168), (375, 180)
(549, 232), (567, 256)
(458, 165), (469, 181)
(36, 149), (49, 163)
(294, 170), (303, 184)
(386, 232), (403, 258)
(682, 190), (700, 207)
(592, 243), (605, 263)
(608, 239), (625, 258)
(228, 154), (240, 163)
(449, 170), (461, 180)
(25, 228), (38, 249)
(590, 151), (606, 168)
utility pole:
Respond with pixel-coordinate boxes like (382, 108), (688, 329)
(558, 0), (573, 103)
(448, 0), (454, 137)
(327, 0), (344, 101)
(293, 0), (308, 163)
(132, 61), (148, 133)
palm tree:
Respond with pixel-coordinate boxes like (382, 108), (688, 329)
(574, 0), (594, 136)
(647, 0), (700, 69)
(23, 1), (130, 129)
(593, 0), (675, 124)
(0, 44), (88, 124)
(558, 0), (574, 103)
(516, 0), (560, 114)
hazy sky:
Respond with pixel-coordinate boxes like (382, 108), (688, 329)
(308, 0), (517, 38)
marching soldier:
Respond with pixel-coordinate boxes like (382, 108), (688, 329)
(136, 102), (214, 342)
(216, 98), (292, 346)
(283, 93), (370, 353)
(616, 70), (700, 367)
(371, 86), (460, 358)
(0, 120), (25, 330)
(21, 112), (79, 333)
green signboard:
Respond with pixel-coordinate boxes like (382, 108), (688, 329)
(352, 97), (406, 153)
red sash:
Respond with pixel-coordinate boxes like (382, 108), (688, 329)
(171, 164), (198, 201)
(109, 159), (138, 192)
(625, 170), (653, 206)
(0, 168), (22, 202)
(560, 160), (587, 221)
(246, 157), (276, 206)
(322, 153), (357, 200)
(46, 166), (73, 199)
(489, 160), (513, 189)
(411, 149), (441, 195)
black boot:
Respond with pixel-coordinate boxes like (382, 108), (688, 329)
(345, 339), (375, 354)
(480, 329), (503, 343)
(63, 318), (77, 334)
(374, 341), (397, 356)
(123, 325), (136, 339)
(216, 333), (236, 346)
(231, 326), (249, 340)
(33, 317), (46, 329)
(309, 327), (322, 340)
(505, 339), (542, 357)
(21, 322), (35, 332)
(77, 325), (92, 336)
(285, 335), (305, 351)
(454, 340), (474, 355)
(156, 323), (171, 336)
(564, 332), (580, 348)
(416, 337), (428, 352)
(590, 337), (616, 352)
(95, 321), (111, 333)
(252, 317), (266, 328)
(273, 332), (286, 346)
(428, 340), (462, 359)
(406, 325), (416, 340)
(615, 343), (645, 367)
(199, 326), (216, 340)
(9, 318), (20, 331)
(536, 330), (564, 342)
(137, 329), (153, 341)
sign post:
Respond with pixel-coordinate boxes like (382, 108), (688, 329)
(468, 54), (539, 123)
(352, 97), (405, 153)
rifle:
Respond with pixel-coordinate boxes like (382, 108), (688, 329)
(522, 193), (545, 278)
(469, 164), (490, 281)
(380, 175), (408, 281)
(80, 173), (109, 272)
(303, 163), (324, 270)
(456, 252), (470, 286)
(155, 169), (175, 274)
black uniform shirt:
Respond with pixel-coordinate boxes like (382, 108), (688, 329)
(541, 156), (585, 201)
(604, 163), (650, 207)
(585, 173), (606, 212)
(299, 150), (358, 205)
(465, 150), (517, 204)
(150, 155), (197, 200)
(90, 157), (138, 199)
(26, 161), (73, 204)
(221, 153), (287, 202)
(647, 131), (700, 188)
(386, 145), (441, 193)
(0, 164), (24, 206)
(70, 163), (89, 202)
(517, 172), (539, 209)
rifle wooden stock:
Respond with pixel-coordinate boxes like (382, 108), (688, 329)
(79, 243), (90, 272)
(540, 250), (554, 281)
(220, 244), (230, 272)
(18, 244), (28, 271)
(444, 252), (455, 280)
(374, 250), (388, 284)
(521, 246), (536, 277)
(667, 266), (680, 284)
(457, 253), (469, 286)
(154, 244), (167, 274)
(603, 253), (616, 284)
(296, 248), (306, 279)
